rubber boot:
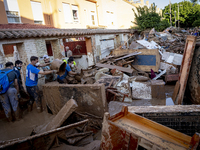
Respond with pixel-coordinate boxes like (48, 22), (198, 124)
(28, 104), (33, 112)
(7, 111), (12, 122)
(14, 107), (20, 121)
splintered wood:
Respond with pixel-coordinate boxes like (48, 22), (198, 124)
(173, 36), (197, 105)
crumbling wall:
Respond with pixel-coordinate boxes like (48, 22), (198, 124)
(128, 105), (200, 136)
(43, 82), (107, 117)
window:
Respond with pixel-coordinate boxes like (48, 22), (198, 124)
(46, 41), (53, 56)
(62, 3), (72, 23)
(4, 0), (21, 23)
(31, 1), (44, 24)
(72, 5), (79, 22)
(3, 44), (15, 57)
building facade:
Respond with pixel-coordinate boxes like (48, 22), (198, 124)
(0, 0), (151, 29)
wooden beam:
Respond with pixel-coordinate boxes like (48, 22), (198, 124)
(96, 63), (134, 73)
(175, 36), (197, 105)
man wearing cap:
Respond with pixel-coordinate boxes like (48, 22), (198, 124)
(65, 46), (72, 58)
(42, 55), (56, 83)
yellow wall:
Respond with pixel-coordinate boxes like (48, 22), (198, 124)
(0, 0), (152, 29)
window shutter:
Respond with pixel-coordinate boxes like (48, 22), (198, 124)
(4, 0), (19, 11)
(62, 3), (72, 23)
(31, 1), (43, 21)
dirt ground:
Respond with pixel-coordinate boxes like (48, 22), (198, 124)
(0, 108), (54, 141)
(0, 84), (175, 142)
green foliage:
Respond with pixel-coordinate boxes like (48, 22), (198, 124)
(156, 20), (171, 31)
(132, 4), (168, 31)
(162, 1), (200, 28)
(193, 19), (200, 26)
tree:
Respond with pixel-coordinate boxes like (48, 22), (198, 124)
(163, 1), (200, 28)
(193, 19), (200, 26)
(190, 0), (199, 5)
(132, 4), (170, 31)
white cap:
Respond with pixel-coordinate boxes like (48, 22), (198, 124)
(43, 55), (49, 59)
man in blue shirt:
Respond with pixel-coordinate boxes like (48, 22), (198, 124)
(26, 56), (57, 112)
(57, 59), (77, 83)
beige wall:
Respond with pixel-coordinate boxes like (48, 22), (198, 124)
(0, 0), (152, 29)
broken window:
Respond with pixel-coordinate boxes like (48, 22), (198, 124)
(31, 1), (44, 24)
(62, 3), (72, 23)
(72, 5), (79, 22)
(3, 0), (21, 23)
(46, 41), (53, 56)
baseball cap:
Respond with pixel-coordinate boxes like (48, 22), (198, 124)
(43, 55), (49, 59)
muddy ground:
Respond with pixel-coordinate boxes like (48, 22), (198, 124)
(0, 84), (175, 142)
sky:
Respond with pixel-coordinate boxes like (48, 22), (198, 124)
(145, 0), (187, 9)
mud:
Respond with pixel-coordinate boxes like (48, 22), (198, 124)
(0, 109), (54, 141)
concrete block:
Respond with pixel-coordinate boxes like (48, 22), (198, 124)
(151, 80), (165, 99)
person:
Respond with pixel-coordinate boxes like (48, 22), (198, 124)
(42, 55), (57, 83)
(0, 62), (20, 121)
(26, 56), (57, 112)
(13, 60), (23, 90)
(68, 56), (78, 70)
(65, 46), (72, 58)
(57, 59), (77, 84)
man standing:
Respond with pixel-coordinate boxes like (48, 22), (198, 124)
(26, 56), (57, 112)
(42, 55), (56, 83)
(0, 62), (19, 121)
(13, 60), (23, 90)
(65, 46), (72, 57)
(57, 59), (77, 84)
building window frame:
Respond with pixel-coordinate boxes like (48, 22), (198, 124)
(72, 5), (79, 22)
(4, 0), (21, 23)
(30, 1), (44, 24)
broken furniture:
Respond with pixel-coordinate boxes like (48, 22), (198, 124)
(112, 49), (160, 72)
(106, 87), (128, 103)
(101, 106), (200, 150)
(43, 82), (107, 118)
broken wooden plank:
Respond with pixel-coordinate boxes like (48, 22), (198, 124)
(176, 36), (197, 105)
(172, 81), (180, 103)
(46, 99), (78, 131)
(96, 63), (134, 74)
(114, 52), (141, 61)
(0, 120), (88, 150)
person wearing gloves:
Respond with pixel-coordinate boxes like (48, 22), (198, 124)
(26, 56), (57, 112)
(42, 55), (57, 83)
(57, 59), (77, 84)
